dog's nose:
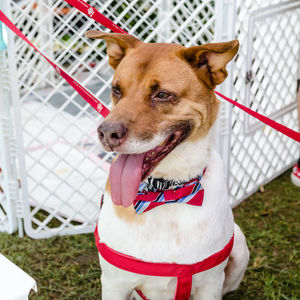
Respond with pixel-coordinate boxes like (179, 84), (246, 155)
(98, 122), (128, 149)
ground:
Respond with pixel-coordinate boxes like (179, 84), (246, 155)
(0, 169), (299, 300)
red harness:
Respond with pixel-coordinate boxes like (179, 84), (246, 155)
(95, 226), (234, 300)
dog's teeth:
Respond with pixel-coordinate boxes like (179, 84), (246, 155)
(151, 152), (155, 155)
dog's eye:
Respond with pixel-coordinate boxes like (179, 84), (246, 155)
(157, 92), (169, 99)
(151, 90), (177, 105)
(153, 91), (175, 102)
(111, 86), (122, 100)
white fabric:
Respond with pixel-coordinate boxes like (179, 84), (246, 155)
(0, 254), (37, 300)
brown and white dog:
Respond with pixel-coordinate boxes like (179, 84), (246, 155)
(86, 30), (249, 300)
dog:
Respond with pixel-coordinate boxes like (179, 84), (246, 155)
(86, 30), (250, 300)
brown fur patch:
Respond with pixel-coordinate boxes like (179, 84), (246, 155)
(114, 205), (146, 224)
(103, 42), (222, 148)
(177, 40), (239, 88)
(88, 33), (238, 154)
(105, 179), (111, 196)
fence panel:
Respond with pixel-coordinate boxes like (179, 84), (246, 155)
(228, 0), (300, 205)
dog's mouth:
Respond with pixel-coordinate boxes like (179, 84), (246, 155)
(142, 128), (190, 180)
(109, 126), (190, 208)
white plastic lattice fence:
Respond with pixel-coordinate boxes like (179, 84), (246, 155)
(228, 0), (300, 205)
(0, 0), (299, 238)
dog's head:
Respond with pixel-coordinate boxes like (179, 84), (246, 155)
(86, 30), (238, 206)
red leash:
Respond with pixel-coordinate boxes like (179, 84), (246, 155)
(64, 0), (127, 34)
(0, 10), (110, 118)
(214, 91), (300, 143)
(1, 6), (299, 142)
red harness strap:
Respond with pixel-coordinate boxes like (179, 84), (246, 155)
(95, 226), (234, 300)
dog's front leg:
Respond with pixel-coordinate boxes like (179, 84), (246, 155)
(101, 272), (134, 300)
(100, 256), (138, 300)
(193, 281), (224, 300)
(101, 278), (132, 300)
(192, 264), (226, 300)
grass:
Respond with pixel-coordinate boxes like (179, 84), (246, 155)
(0, 169), (299, 299)
(224, 169), (300, 300)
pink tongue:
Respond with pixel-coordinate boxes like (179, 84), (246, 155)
(109, 154), (144, 207)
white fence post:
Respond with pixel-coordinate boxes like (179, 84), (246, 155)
(214, 0), (236, 194)
(0, 20), (18, 234)
(157, 0), (172, 42)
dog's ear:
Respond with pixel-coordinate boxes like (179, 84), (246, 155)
(85, 30), (141, 69)
(177, 40), (239, 88)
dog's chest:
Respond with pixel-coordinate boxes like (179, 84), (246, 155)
(97, 151), (234, 265)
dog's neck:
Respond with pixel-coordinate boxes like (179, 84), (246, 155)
(150, 127), (214, 182)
